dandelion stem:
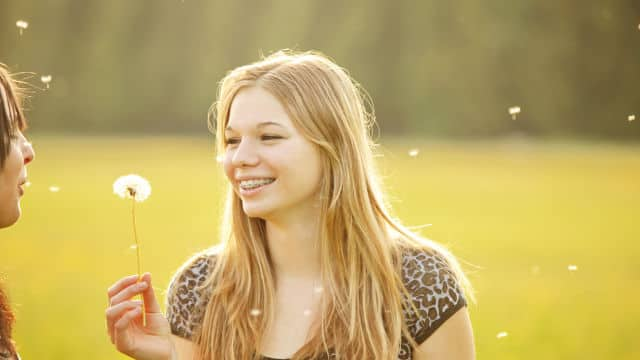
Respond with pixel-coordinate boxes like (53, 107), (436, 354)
(131, 197), (146, 326)
(132, 197), (141, 278)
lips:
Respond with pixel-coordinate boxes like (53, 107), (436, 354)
(18, 178), (27, 196)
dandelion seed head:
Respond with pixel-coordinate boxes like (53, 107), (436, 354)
(508, 106), (521, 115)
(40, 75), (52, 84)
(113, 174), (152, 202)
(16, 20), (28, 30)
(49, 186), (60, 193)
(628, 115), (635, 122)
(508, 106), (521, 120)
(568, 265), (578, 272)
(408, 149), (419, 157)
(496, 331), (508, 339)
(250, 308), (262, 316)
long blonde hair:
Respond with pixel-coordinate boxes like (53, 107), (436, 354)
(197, 50), (473, 359)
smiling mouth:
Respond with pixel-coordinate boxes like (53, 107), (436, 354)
(239, 178), (275, 191)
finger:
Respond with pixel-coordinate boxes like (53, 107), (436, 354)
(114, 306), (143, 353)
(140, 273), (162, 314)
(108, 274), (141, 298)
(106, 300), (143, 342)
(109, 281), (148, 306)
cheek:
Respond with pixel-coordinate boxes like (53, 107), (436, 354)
(222, 157), (235, 183)
(6, 146), (23, 177)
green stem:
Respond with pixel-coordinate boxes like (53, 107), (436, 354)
(132, 197), (141, 279)
(132, 197), (146, 326)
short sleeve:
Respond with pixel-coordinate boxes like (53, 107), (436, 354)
(165, 253), (214, 340)
(401, 248), (467, 345)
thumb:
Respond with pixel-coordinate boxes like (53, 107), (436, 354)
(140, 272), (162, 314)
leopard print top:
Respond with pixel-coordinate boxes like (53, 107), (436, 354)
(166, 247), (467, 359)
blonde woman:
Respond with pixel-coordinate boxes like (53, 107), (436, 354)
(106, 50), (475, 360)
(1, 63), (36, 359)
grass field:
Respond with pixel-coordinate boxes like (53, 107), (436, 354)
(1, 135), (639, 359)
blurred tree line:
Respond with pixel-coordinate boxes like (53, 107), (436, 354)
(1, 0), (639, 139)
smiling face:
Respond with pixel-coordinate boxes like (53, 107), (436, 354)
(0, 130), (34, 228)
(223, 86), (323, 222)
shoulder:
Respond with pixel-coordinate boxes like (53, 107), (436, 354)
(400, 245), (468, 345)
(166, 248), (219, 340)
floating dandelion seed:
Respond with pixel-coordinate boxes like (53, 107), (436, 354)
(628, 115), (636, 122)
(313, 286), (324, 294)
(531, 265), (540, 276)
(16, 20), (28, 35)
(25, 181), (31, 187)
(40, 75), (52, 89)
(215, 154), (224, 163)
(508, 106), (521, 120)
(129, 244), (138, 250)
(568, 265), (578, 272)
(408, 149), (420, 157)
(49, 186), (60, 192)
(496, 331), (508, 339)
(303, 309), (312, 316)
(250, 309), (262, 317)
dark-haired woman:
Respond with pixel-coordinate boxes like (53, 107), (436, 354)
(0, 63), (36, 359)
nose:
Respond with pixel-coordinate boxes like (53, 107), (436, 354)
(22, 139), (35, 165)
(231, 138), (259, 167)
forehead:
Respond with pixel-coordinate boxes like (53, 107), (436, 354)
(227, 86), (293, 130)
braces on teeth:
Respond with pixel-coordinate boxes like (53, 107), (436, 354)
(240, 179), (275, 189)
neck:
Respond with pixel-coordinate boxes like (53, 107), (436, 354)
(265, 210), (322, 280)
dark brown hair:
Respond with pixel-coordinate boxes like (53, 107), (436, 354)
(0, 282), (16, 356)
(0, 63), (28, 169)
(0, 63), (27, 357)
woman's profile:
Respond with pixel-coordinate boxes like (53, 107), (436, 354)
(0, 63), (36, 360)
(106, 50), (475, 360)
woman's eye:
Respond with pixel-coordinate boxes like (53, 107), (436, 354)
(261, 135), (282, 141)
(225, 138), (240, 145)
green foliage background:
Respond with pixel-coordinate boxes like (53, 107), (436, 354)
(1, 0), (639, 138)
(1, 136), (639, 358)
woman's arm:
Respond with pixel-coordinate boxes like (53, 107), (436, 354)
(171, 335), (196, 359)
(413, 307), (475, 360)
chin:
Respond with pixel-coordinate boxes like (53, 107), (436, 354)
(0, 207), (20, 229)
(242, 203), (275, 220)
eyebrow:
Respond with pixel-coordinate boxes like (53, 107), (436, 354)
(225, 121), (286, 132)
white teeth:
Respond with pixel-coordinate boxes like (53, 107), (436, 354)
(239, 178), (275, 190)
